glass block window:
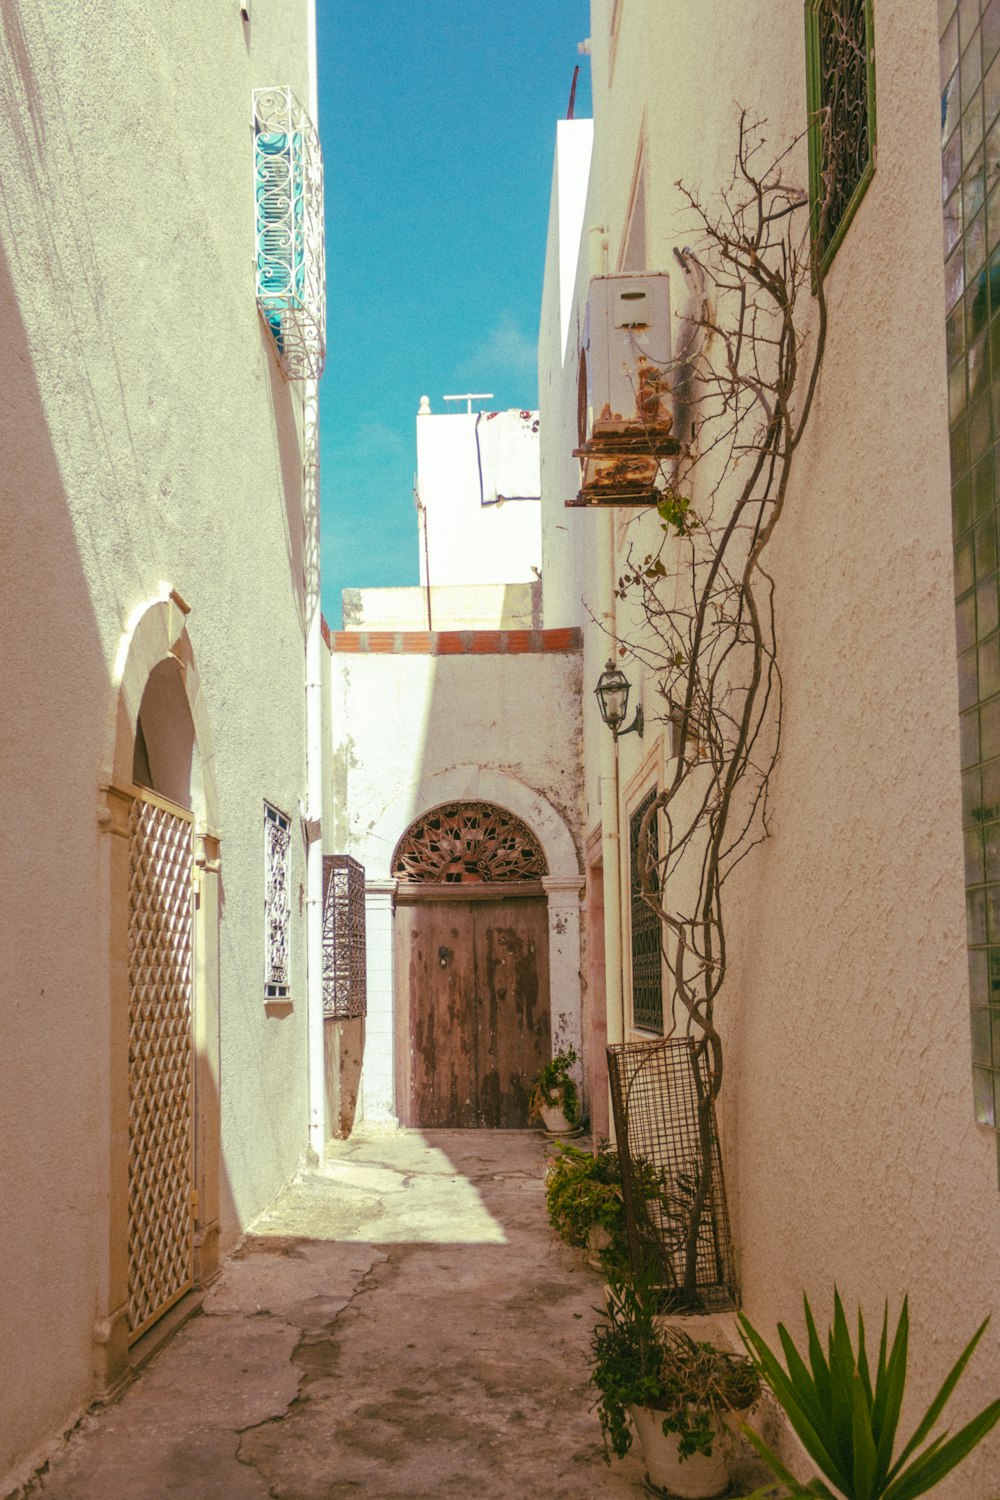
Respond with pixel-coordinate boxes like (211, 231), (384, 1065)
(322, 855), (367, 1020)
(263, 801), (291, 1001)
(629, 788), (663, 1033)
(940, 0), (1000, 1176)
(805, 0), (877, 271)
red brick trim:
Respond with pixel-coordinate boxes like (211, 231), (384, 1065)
(328, 627), (582, 656)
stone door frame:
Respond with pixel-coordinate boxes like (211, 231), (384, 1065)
(356, 767), (583, 1127)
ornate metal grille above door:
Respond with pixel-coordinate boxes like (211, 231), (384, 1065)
(391, 801), (547, 884)
(127, 791), (195, 1342)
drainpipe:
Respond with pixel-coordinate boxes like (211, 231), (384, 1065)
(587, 224), (625, 1131)
(304, 0), (326, 1161)
(597, 511), (625, 1142)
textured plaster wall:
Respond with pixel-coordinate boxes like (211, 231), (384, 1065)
(0, 2), (314, 1487)
(329, 651), (583, 874)
(538, 2), (1000, 1492)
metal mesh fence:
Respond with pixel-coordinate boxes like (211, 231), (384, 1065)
(607, 1038), (737, 1312)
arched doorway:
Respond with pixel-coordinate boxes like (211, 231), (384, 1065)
(392, 801), (551, 1127)
(95, 594), (222, 1390)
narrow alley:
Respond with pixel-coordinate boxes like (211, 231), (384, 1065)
(29, 1133), (647, 1499)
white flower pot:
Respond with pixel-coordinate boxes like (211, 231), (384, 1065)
(629, 1405), (731, 1499)
(539, 1100), (575, 1134)
(586, 1223), (612, 1268)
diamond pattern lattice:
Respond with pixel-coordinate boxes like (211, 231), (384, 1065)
(128, 794), (194, 1340)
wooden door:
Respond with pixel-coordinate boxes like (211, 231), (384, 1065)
(398, 896), (550, 1127)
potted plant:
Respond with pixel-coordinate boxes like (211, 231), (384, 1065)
(738, 1290), (1000, 1500)
(544, 1141), (629, 1270)
(529, 1047), (581, 1134)
(590, 1268), (760, 1498)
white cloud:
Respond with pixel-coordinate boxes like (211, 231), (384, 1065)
(459, 312), (538, 385)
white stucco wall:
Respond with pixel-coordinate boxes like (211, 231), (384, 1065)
(539, 117), (594, 630)
(0, 3), (315, 1487)
(341, 580), (541, 631)
(416, 409), (542, 587)
(538, 3), (1000, 1492)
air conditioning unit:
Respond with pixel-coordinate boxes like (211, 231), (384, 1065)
(571, 273), (678, 506)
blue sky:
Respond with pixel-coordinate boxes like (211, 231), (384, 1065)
(316, 1), (592, 625)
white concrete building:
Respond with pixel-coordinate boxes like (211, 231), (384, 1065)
(538, 1), (1000, 1494)
(325, 404), (587, 1135)
(0, 3), (326, 1489)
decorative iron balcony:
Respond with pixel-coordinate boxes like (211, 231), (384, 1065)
(252, 86), (326, 380)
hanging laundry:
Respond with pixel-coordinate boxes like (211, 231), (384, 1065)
(475, 409), (541, 505)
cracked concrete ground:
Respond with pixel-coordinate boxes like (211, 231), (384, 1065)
(28, 1130), (649, 1499)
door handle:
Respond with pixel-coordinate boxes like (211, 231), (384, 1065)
(497, 986), (507, 999)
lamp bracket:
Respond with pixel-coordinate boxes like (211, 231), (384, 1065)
(614, 705), (644, 739)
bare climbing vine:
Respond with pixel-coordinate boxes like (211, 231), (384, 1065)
(614, 111), (832, 1303)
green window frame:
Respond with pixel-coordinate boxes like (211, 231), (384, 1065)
(804, 0), (877, 273)
(629, 788), (663, 1034)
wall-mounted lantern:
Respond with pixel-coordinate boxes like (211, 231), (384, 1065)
(595, 659), (644, 739)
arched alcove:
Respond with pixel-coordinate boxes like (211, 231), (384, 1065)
(94, 593), (222, 1393)
(132, 657), (197, 811)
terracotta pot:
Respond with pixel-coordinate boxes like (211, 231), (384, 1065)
(629, 1405), (731, 1499)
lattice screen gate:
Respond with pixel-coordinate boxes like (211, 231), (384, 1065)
(127, 791), (195, 1342)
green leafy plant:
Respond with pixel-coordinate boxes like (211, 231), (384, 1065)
(545, 1142), (628, 1267)
(591, 1266), (760, 1465)
(528, 1047), (580, 1127)
(738, 1290), (1000, 1500)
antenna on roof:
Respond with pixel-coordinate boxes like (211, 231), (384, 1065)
(443, 393), (494, 415)
(567, 64), (580, 119)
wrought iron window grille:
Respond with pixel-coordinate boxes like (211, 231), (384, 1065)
(252, 86), (326, 380)
(630, 788), (664, 1033)
(804, 0), (876, 273)
(322, 855), (367, 1020)
(264, 801), (291, 1001)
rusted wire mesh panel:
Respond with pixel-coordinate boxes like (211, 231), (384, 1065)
(322, 855), (367, 1019)
(607, 1039), (737, 1312)
(128, 793), (194, 1341)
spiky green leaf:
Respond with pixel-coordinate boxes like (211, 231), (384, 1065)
(881, 1398), (1000, 1500)
(887, 1316), (991, 1480)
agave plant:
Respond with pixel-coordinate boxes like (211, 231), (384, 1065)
(737, 1291), (1000, 1500)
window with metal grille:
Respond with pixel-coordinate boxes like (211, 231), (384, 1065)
(253, 86), (326, 380)
(804, 0), (876, 272)
(263, 801), (291, 1001)
(630, 789), (663, 1033)
(322, 855), (367, 1020)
